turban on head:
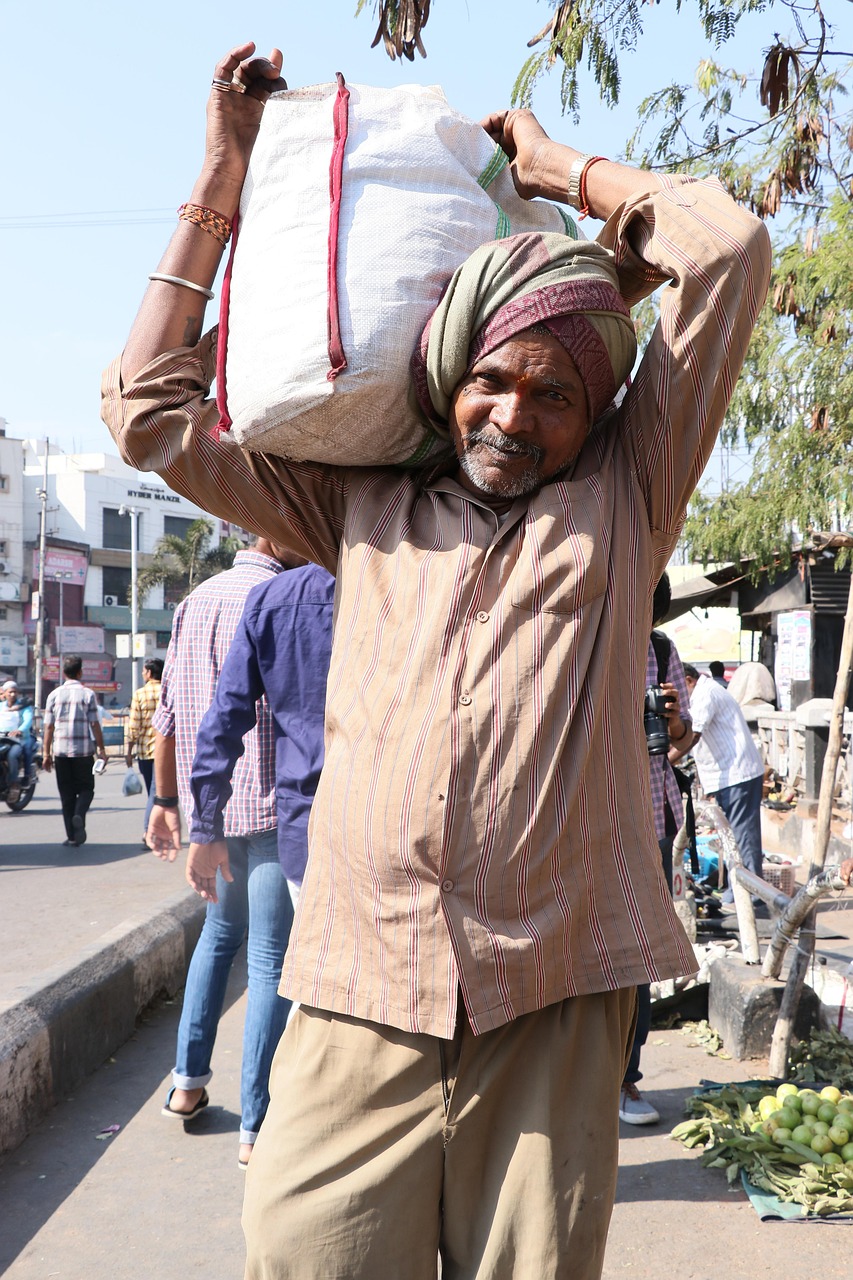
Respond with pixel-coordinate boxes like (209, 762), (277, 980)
(411, 232), (636, 430)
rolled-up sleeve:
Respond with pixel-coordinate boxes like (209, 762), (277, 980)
(599, 176), (771, 551)
(101, 328), (349, 574)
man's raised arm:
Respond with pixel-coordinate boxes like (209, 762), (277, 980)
(121, 43), (285, 385)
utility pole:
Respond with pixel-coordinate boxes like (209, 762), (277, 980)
(33, 443), (49, 721)
(119, 505), (140, 695)
(55, 570), (72, 677)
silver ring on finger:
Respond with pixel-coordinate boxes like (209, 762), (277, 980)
(211, 76), (246, 93)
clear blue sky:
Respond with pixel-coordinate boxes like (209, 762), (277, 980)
(0, 0), (789, 455)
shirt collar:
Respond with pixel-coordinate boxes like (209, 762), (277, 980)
(233, 550), (284, 575)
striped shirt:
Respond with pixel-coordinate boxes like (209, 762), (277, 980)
(43, 680), (100, 756)
(152, 552), (282, 835)
(646, 638), (691, 842)
(125, 678), (161, 760)
(104, 176), (770, 1038)
(688, 672), (764, 794)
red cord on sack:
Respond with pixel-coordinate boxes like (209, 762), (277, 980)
(326, 73), (350, 381)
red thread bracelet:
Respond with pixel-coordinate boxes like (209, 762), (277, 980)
(577, 156), (607, 220)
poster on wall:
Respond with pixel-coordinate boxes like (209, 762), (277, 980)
(775, 610), (812, 710)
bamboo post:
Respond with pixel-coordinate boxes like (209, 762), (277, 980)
(768, 555), (853, 1078)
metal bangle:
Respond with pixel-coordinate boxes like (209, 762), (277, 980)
(567, 153), (594, 210)
(148, 273), (215, 301)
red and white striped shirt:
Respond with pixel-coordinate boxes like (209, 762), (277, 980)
(152, 551), (282, 836)
(104, 176), (770, 1037)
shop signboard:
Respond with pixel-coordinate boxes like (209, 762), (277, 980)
(42, 656), (113, 683)
(56, 626), (106, 654)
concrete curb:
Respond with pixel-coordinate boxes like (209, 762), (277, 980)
(0, 890), (204, 1158)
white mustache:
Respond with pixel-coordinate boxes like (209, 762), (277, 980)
(468, 430), (545, 465)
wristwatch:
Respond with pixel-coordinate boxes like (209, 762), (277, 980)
(153, 795), (179, 808)
(567, 153), (595, 209)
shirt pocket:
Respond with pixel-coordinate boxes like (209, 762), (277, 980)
(510, 482), (608, 616)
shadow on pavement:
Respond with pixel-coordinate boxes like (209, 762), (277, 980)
(0, 969), (246, 1273)
(0, 841), (151, 870)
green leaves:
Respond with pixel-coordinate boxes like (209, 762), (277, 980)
(682, 191), (853, 572)
(136, 519), (243, 606)
(672, 1083), (853, 1215)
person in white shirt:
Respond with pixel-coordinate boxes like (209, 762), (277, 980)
(682, 665), (765, 905)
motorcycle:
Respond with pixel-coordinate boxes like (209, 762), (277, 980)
(0, 734), (40, 812)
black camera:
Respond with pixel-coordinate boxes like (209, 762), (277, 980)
(643, 686), (671, 756)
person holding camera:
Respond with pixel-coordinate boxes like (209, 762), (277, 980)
(620, 572), (693, 1125)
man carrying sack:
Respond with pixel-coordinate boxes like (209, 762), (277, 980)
(102, 42), (771, 1280)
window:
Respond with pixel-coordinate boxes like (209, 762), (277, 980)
(156, 630), (172, 648)
(102, 565), (131, 605)
(0, 475), (9, 493)
(163, 515), (195, 540)
(0, 540), (7, 556)
(0, 607), (6, 620)
(103, 508), (132, 550)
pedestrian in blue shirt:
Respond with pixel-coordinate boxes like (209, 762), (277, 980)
(189, 561), (334, 894)
(183, 560), (335, 1171)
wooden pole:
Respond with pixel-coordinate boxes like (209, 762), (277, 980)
(768, 555), (853, 1078)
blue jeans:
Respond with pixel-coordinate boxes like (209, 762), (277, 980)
(173, 828), (294, 1144)
(712, 774), (764, 900)
(138, 758), (156, 840)
(1, 740), (23, 784)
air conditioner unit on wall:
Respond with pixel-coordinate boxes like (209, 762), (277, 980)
(103, 594), (118, 607)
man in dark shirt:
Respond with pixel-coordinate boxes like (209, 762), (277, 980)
(187, 561), (334, 899)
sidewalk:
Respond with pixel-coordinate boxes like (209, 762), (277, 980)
(0, 767), (203, 1155)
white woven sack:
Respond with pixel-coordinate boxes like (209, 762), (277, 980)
(218, 80), (578, 466)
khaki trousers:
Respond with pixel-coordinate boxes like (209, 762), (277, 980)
(243, 988), (636, 1280)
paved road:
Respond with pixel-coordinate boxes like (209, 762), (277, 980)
(0, 764), (192, 1010)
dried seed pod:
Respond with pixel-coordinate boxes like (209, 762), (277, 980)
(760, 43), (797, 116)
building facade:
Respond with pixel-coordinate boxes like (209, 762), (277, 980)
(0, 432), (240, 700)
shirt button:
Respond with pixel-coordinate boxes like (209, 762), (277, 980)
(441, 879), (454, 892)
(476, 610), (489, 623)
(459, 693), (471, 706)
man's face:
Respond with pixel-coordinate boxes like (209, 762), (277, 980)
(4, 688), (16, 707)
(684, 675), (697, 696)
(448, 330), (590, 503)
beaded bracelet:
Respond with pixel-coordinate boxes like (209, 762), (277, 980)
(177, 202), (232, 248)
(577, 156), (607, 220)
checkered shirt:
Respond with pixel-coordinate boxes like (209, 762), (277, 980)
(43, 680), (99, 757)
(152, 551), (282, 835)
(646, 638), (691, 841)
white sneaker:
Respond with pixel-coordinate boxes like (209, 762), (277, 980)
(619, 1083), (660, 1125)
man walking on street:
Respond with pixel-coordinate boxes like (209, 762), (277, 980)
(147, 539), (297, 1170)
(42, 655), (108, 847)
(187, 559), (334, 909)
